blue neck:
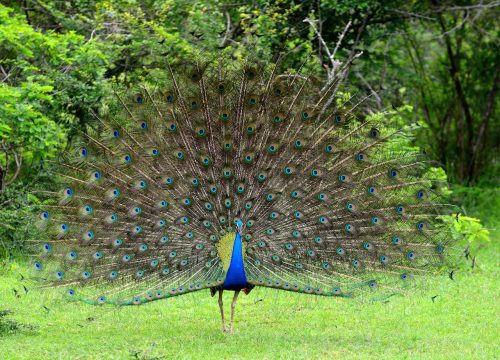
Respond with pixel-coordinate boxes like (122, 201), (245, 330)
(222, 232), (248, 290)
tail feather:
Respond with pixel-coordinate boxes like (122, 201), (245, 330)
(30, 55), (459, 305)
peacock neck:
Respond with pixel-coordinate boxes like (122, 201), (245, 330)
(222, 231), (248, 290)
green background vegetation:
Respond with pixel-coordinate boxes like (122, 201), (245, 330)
(0, 0), (498, 358)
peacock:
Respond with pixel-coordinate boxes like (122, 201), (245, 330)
(30, 54), (457, 333)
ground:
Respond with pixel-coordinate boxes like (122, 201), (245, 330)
(0, 237), (498, 360)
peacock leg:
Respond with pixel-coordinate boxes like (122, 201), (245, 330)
(229, 290), (240, 333)
(218, 289), (227, 332)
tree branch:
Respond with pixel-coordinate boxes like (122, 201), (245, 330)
(434, 7), (474, 180)
(219, 11), (232, 48)
(355, 72), (382, 109)
(4, 149), (22, 187)
(304, 17), (352, 86)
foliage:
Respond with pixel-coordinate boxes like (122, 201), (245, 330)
(0, 0), (498, 257)
(0, 185), (46, 259)
(450, 184), (500, 228)
(351, 2), (499, 185)
(440, 214), (491, 255)
(0, 4), (110, 190)
(1, 1), (498, 185)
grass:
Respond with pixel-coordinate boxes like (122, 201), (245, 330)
(0, 235), (498, 359)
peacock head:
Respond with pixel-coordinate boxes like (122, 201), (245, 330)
(235, 219), (243, 234)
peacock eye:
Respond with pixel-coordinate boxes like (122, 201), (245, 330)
(79, 147), (88, 157)
(135, 93), (144, 103)
(246, 70), (255, 80)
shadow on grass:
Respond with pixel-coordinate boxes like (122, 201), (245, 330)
(0, 309), (38, 336)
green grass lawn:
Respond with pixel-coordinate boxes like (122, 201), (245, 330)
(0, 237), (498, 360)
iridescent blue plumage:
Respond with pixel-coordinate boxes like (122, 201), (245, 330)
(223, 232), (248, 291)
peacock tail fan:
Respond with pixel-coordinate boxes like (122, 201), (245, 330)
(28, 54), (460, 306)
